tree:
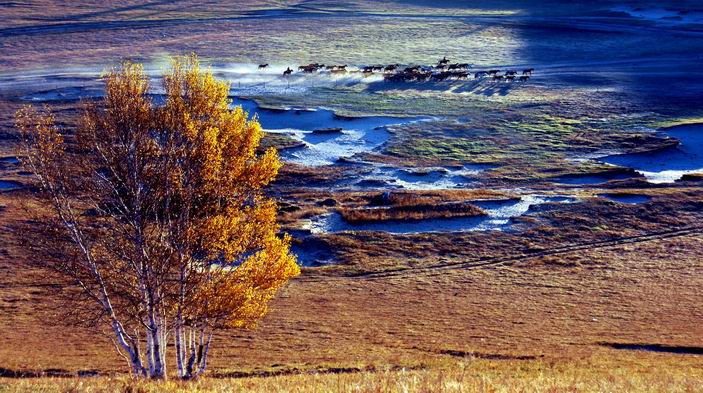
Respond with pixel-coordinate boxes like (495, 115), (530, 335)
(15, 55), (300, 379)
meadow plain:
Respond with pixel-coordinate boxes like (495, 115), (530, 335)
(1, 0), (703, 391)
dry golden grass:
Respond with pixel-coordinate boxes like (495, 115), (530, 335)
(2, 2), (703, 389)
(338, 202), (485, 223)
(2, 353), (703, 392)
(3, 84), (703, 391)
(2, 119), (703, 390)
(276, 189), (515, 228)
(2, 187), (703, 377)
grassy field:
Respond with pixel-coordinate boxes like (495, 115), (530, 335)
(2, 1), (703, 391)
(2, 353), (703, 392)
(2, 188), (703, 374)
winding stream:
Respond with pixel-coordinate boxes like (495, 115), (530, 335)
(236, 98), (425, 166)
(305, 195), (574, 234)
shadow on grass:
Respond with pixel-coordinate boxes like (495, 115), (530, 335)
(0, 367), (101, 378)
(600, 342), (703, 355)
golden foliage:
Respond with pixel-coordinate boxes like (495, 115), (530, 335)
(154, 55), (299, 328)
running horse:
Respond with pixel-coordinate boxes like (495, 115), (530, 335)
(258, 64), (269, 69)
(283, 67), (293, 76)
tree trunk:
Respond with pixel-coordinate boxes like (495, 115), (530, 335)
(147, 321), (166, 379)
(175, 263), (186, 378)
(175, 323), (185, 378)
(185, 326), (197, 378)
(160, 322), (168, 378)
(196, 332), (213, 377)
(110, 320), (145, 378)
(146, 328), (155, 377)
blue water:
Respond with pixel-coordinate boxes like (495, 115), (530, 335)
(602, 124), (703, 183)
(0, 180), (21, 190)
(598, 193), (651, 204)
(233, 97), (425, 166)
(22, 86), (103, 102)
(234, 98), (411, 132)
(348, 164), (494, 190)
(394, 164), (494, 185)
(0, 157), (20, 165)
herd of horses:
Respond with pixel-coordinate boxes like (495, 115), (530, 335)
(259, 57), (535, 83)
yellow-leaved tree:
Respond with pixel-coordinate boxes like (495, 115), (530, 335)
(15, 55), (300, 379)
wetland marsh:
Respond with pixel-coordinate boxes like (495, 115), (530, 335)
(1, 0), (703, 387)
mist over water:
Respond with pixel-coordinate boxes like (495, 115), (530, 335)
(6, 62), (387, 100)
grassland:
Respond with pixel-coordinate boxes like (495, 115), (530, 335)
(2, 0), (703, 391)
(2, 187), (703, 376)
(338, 201), (486, 223)
(2, 353), (703, 392)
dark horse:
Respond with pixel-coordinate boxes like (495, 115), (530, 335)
(438, 56), (449, 66)
(258, 64), (269, 69)
(299, 63), (324, 72)
(283, 67), (293, 76)
(432, 72), (452, 81)
(522, 68), (534, 75)
(448, 63), (470, 71)
(415, 71), (432, 81)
